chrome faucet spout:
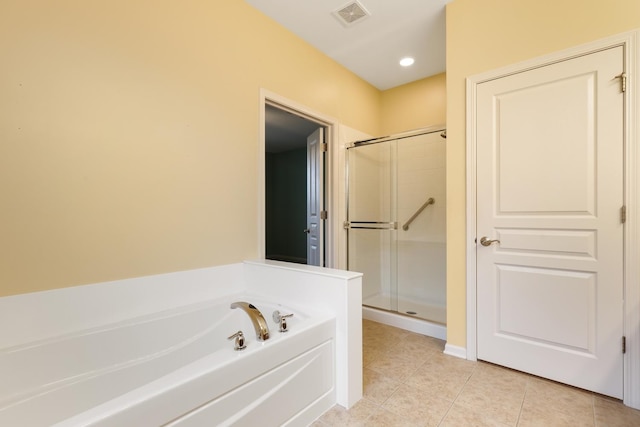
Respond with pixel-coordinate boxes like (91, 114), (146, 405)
(230, 302), (270, 341)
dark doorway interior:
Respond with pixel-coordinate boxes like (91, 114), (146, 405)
(265, 104), (320, 264)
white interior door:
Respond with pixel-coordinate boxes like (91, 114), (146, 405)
(476, 46), (625, 398)
(307, 128), (324, 266)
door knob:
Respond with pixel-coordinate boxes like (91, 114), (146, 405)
(303, 228), (310, 234)
(480, 236), (500, 246)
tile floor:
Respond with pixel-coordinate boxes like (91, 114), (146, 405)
(314, 319), (640, 426)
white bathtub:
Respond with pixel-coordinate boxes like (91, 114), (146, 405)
(0, 294), (336, 426)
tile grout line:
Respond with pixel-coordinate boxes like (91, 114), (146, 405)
(436, 359), (479, 426)
(514, 378), (530, 427)
(435, 399), (456, 426)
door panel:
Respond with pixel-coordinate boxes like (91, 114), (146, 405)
(476, 46), (624, 398)
(497, 73), (596, 214)
(496, 265), (595, 351)
(307, 128), (323, 266)
(495, 228), (596, 258)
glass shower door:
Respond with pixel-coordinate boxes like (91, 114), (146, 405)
(346, 127), (446, 324)
(346, 139), (398, 312)
(395, 132), (446, 323)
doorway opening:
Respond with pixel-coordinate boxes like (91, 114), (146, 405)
(263, 101), (329, 266)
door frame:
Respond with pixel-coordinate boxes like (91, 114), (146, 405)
(259, 89), (340, 267)
(465, 30), (640, 408)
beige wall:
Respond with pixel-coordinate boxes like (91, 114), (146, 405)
(446, 0), (640, 347)
(380, 73), (446, 135)
(0, 0), (384, 296)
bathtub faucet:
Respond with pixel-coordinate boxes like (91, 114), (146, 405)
(230, 302), (270, 341)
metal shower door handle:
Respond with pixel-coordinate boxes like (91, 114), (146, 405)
(480, 236), (500, 247)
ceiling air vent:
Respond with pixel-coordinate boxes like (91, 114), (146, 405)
(333, 1), (370, 27)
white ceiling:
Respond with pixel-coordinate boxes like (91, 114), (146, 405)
(245, 0), (451, 90)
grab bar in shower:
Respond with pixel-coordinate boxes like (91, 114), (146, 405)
(402, 198), (435, 231)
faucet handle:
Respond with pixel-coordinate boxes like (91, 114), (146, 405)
(272, 310), (294, 333)
(227, 330), (246, 351)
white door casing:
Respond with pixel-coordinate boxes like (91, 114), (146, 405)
(474, 46), (625, 398)
(259, 91), (340, 268)
(307, 127), (324, 266)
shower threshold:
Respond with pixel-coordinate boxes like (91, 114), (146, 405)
(363, 293), (446, 324)
(362, 304), (446, 341)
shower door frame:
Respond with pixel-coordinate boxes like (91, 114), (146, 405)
(346, 125), (447, 319)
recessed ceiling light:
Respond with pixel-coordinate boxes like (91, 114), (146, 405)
(399, 57), (415, 67)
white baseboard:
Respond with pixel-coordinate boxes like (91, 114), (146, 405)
(444, 343), (467, 359)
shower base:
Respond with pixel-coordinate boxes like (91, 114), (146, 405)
(362, 294), (446, 340)
(363, 293), (446, 323)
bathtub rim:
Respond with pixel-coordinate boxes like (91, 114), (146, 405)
(0, 292), (320, 354)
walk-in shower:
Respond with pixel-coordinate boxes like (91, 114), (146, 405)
(345, 126), (446, 337)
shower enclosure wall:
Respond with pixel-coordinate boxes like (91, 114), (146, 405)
(346, 127), (446, 329)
